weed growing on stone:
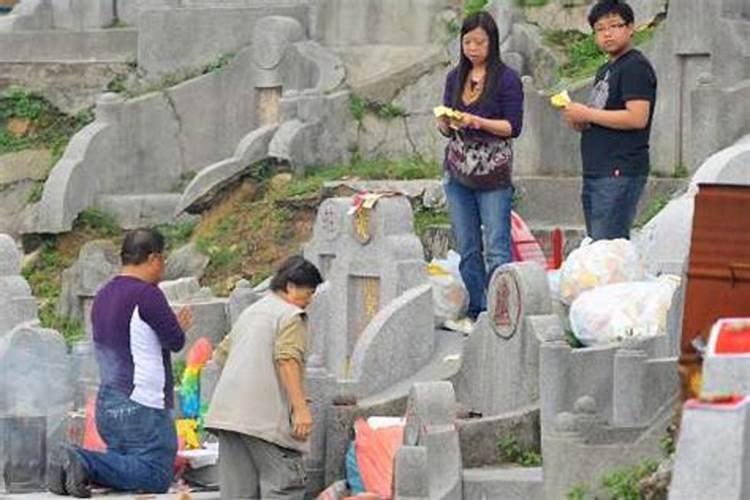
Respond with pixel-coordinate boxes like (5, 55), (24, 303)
(497, 436), (543, 467)
(517, 0), (549, 7)
(413, 207), (450, 237)
(566, 484), (591, 500)
(349, 93), (408, 123)
(464, 0), (490, 16)
(156, 220), (198, 251)
(633, 192), (670, 228)
(22, 241), (84, 347)
(0, 88), (94, 166)
(600, 458), (659, 500)
(77, 208), (120, 238)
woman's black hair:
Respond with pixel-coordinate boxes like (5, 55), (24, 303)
(270, 255), (323, 292)
(452, 10), (504, 109)
(588, 0), (635, 28)
(121, 228), (165, 266)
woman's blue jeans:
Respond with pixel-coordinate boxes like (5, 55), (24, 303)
(444, 174), (513, 319)
(74, 385), (177, 493)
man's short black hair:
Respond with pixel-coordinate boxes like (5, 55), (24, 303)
(121, 228), (165, 266)
(270, 255), (323, 292)
(588, 0), (635, 27)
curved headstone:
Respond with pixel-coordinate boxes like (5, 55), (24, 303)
(456, 262), (550, 416)
(350, 284), (435, 398)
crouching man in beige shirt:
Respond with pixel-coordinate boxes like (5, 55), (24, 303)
(204, 256), (323, 500)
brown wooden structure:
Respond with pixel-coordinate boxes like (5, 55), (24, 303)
(680, 183), (750, 399)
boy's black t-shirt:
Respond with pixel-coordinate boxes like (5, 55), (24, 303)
(581, 49), (657, 177)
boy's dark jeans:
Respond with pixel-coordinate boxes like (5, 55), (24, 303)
(582, 174), (647, 240)
(74, 385), (177, 493)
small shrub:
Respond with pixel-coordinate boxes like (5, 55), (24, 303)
(27, 181), (45, 203)
(76, 208), (120, 237)
(601, 458), (659, 500)
(157, 220), (197, 251)
(566, 484), (591, 500)
(465, 0), (491, 15)
(497, 436), (543, 467)
(633, 192), (670, 228)
(349, 94), (368, 124)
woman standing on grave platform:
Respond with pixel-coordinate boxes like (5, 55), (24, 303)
(436, 10), (524, 330)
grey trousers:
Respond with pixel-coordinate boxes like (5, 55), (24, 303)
(216, 430), (306, 500)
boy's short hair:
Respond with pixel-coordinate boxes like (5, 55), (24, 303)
(270, 255), (323, 292)
(121, 228), (165, 266)
(588, 0), (635, 27)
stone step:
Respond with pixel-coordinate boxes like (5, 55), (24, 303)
(463, 465), (543, 500)
(512, 176), (687, 227)
(421, 223), (586, 261)
(321, 176), (688, 228)
(94, 193), (197, 229)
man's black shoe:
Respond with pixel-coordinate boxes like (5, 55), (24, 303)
(64, 447), (91, 498)
(46, 445), (68, 496)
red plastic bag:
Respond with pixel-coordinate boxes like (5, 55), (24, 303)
(510, 211), (548, 269)
(353, 419), (404, 500)
(82, 395), (106, 451)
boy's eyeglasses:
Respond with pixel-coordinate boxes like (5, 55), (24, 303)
(593, 22), (629, 34)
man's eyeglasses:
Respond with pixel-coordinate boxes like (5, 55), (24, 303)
(593, 22), (629, 34)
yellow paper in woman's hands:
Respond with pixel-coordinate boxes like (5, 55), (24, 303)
(434, 106), (464, 129)
(550, 90), (571, 109)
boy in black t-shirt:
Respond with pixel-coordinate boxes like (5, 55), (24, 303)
(560, 0), (657, 240)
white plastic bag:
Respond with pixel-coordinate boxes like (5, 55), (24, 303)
(428, 251), (467, 323)
(569, 275), (680, 346)
(559, 238), (645, 305)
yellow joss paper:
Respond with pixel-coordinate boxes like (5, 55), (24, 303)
(550, 90), (571, 109)
(176, 418), (201, 450)
(433, 105), (463, 121)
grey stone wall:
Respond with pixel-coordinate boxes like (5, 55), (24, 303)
(312, 0), (453, 46)
(137, 4), (308, 77)
(0, 29), (136, 63)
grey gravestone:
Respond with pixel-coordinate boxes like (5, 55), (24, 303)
(164, 242), (210, 281)
(349, 284), (435, 398)
(670, 398), (750, 500)
(0, 234), (37, 335)
(56, 240), (119, 330)
(454, 262), (550, 416)
(0, 416), (46, 493)
(226, 279), (261, 325)
(303, 196), (427, 378)
(399, 382), (462, 500)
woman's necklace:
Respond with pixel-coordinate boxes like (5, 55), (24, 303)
(463, 70), (486, 105)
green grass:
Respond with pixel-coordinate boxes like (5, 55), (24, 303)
(76, 208), (120, 237)
(110, 53), (235, 98)
(414, 207), (450, 236)
(566, 484), (591, 500)
(0, 88), (94, 177)
(157, 220), (198, 251)
(22, 241), (84, 347)
(517, 0), (549, 7)
(279, 157), (441, 198)
(349, 93), (408, 124)
(633, 192), (670, 228)
(497, 437), (543, 467)
(464, 0), (490, 15)
(601, 458), (659, 500)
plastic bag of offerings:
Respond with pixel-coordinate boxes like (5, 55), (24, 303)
(559, 238), (645, 305)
